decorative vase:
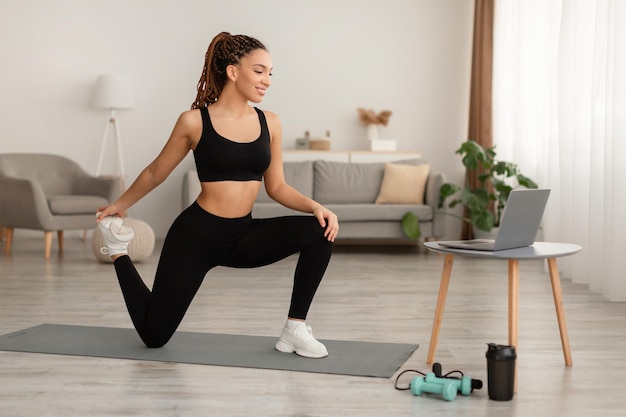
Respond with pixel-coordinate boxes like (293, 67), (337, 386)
(367, 124), (379, 142)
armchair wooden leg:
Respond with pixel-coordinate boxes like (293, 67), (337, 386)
(4, 227), (14, 253)
(57, 230), (64, 254)
(44, 231), (53, 259)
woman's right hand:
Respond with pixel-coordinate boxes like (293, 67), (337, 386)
(96, 202), (128, 222)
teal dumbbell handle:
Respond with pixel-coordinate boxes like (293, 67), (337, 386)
(430, 374), (474, 396)
(410, 373), (458, 401)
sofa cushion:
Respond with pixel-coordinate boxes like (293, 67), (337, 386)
(323, 203), (433, 222)
(252, 203), (304, 218)
(314, 160), (384, 204)
(313, 159), (426, 204)
(47, 195), (109, 215)
(256, 160), (314, 203)
(252, 202), (432, 222)
(375, 163), (430, 204)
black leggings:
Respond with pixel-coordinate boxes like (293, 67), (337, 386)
(113, 202), (333, 348)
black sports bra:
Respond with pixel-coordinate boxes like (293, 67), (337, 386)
(193, 107), (271, 182)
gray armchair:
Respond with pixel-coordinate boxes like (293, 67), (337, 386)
(0, 153), (121, 258)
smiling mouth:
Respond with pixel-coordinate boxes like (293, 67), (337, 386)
(256, 87), (267, 95)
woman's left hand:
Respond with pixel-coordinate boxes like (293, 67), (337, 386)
(313, 206), (339, 242)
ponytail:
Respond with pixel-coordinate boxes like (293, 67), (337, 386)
(191, 32), (266, 109)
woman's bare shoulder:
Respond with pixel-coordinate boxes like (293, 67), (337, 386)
(178, 108), (202, 126)
(261, 109), (281, 127)
(171, 109), (203, 149)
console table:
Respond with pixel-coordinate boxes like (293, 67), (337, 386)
(423, 241), (582, 370)
(282, 150), (421, 163)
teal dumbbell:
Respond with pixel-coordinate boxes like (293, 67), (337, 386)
(410, 373), (458, 401)
(443, 374), (474, 396)
(431, 362), (483, 395)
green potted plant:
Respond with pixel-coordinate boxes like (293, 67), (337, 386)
(438, 141), (538, 233)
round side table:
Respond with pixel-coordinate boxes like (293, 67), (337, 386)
(92, 218), (155, 263)
(423, 241), (582, 393)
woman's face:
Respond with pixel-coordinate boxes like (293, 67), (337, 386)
(231, 49), (273, 103)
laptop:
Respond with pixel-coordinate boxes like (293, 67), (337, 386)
(438, 188), (550, 251)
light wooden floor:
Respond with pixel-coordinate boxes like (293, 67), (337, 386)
(1, 236), (625, 417)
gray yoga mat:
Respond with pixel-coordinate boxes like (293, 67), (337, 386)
(0, 324), (417, 378)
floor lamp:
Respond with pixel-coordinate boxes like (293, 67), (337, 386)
(94, 74), (134, 189)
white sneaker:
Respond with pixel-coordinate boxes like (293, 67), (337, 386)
(275, 322), (328, 358)
(97, 215), (134, 256)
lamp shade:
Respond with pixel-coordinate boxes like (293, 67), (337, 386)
(93, 74), (134, 109)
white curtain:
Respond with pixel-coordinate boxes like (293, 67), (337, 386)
(493, 0), (626, 301)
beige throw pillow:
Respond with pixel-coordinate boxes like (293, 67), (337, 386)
(375, 163), (430, 204)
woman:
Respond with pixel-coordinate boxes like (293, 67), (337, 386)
(96, 32), (338, 358)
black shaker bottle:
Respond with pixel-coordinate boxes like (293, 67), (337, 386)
(485, 343), (516, 400)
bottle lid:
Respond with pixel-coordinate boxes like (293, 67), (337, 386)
(486, 343), (517, 360)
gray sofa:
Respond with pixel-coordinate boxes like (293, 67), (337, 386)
(182, 158), (446, 243)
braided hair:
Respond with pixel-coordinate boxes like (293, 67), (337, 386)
(191, 32), (267, 109)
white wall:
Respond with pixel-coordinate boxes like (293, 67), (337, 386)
(0, 0), (473, 238)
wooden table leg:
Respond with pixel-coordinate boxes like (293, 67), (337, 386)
(547, 257), (573, 366)
(508, 259), (519, 349)
(508, 259), (519, 392)
(427, 254), (454, 364)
